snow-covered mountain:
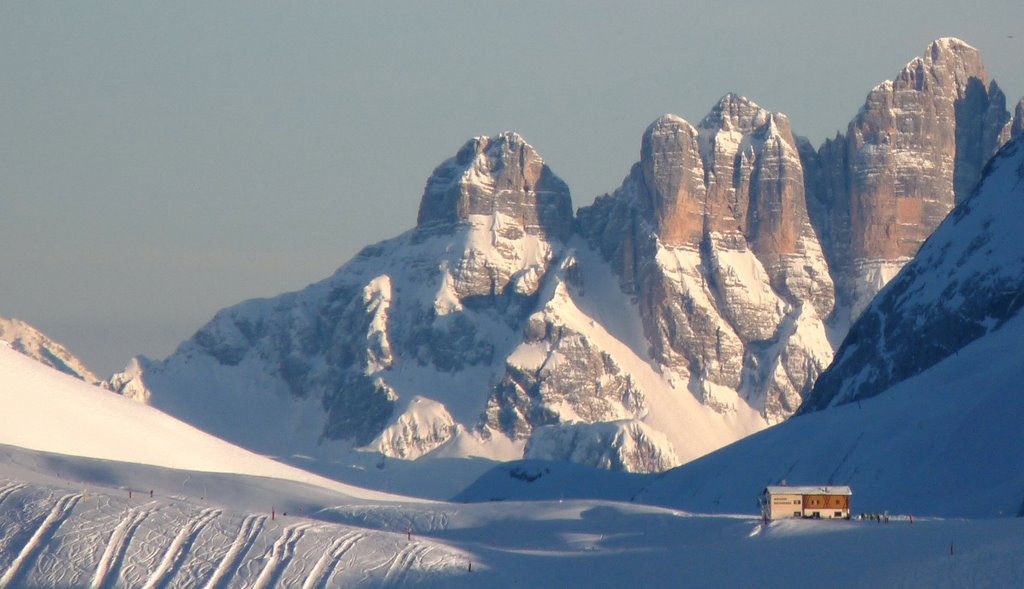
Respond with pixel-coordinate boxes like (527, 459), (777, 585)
(3, 303), (1024, 587)
(109, 132), (763, 476)
(0, 316), (101, 384)
(578, 95), (835, 425)
(109, 38), (1021, 477)
(633, 132), (1024, 518)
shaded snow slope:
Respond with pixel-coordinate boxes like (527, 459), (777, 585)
(0, 344), (403, 501)
(453, 459), (649, 503)
(634, 309), (1024, 518)
(803, 133), (1024, 411)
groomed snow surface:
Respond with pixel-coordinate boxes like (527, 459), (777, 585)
(3, 339), (1024, 586)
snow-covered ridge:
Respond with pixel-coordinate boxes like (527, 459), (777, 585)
(0, 316), (101, 384)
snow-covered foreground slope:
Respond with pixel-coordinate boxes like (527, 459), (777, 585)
(0, 344), (401, 502)
(2, 445), (1024, 588)
(634, 309), (1024, 518)
(2, 344), (1023, 587)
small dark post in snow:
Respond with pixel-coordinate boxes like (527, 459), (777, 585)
(272, 508), (276, 521)
(128, 490), (132, 499)
(950, 543), (954, 556)
(468, 561), (472, 572)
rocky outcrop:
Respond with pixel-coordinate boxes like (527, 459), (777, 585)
(486, 258), (647, 440)
(0, 317), (101, 384)
(579, 95), (833, 423)
(1014, 98), (1024, 138)
(524, 419), (679, 473)
(812, 38), (1012, 323)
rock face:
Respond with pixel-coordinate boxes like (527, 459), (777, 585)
(524, 420), (679, 473)
(0, 317), (101, 384)
(811, 38), (1012, 324)
(1014, 98), (1024, 138)
(109, 38), (1016, 476)
(417, 134), (574, 242)
(801, 132), (1024, 412)
(578, 95), (834, 424)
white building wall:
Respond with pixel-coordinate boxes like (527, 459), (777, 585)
(767, 493), (804, 520)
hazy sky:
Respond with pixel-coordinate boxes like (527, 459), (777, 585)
(2, 1), (1021, 376)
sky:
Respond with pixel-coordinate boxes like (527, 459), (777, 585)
(1, 1), (1022, 377)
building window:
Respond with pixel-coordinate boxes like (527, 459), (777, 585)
(794, 511), (801, 517)
(835, 511), (842, 517)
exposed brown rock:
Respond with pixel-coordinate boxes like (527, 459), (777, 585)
(816, 38), (1011, 319)
(640, 115), (707, 248)
(580, 95), (834, 424)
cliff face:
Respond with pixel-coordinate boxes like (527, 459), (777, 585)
(579, 94), (833, 424)
(812, 38), (1012, 323)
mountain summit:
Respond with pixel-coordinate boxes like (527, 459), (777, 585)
(812, 37), (1014, 324)
(416, 132), (574, 241)
(111, 39), (1021, 478)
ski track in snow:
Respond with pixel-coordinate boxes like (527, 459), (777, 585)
(383, 541), (432, 586)
(250, 522), (310, 589)
(0, 492), (81, 589)
(201, 513), (266, 589)
(0, 483), (24, 506)
(90, 506), (151, 589)
(300, 531), (365, 589)
(140, 507), (220, 589)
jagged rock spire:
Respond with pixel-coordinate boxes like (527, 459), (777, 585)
(814, 37), (1012, 321)
(416, 132), (574, 241)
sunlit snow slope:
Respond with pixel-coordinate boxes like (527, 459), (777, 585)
(0, 344), (400, 501)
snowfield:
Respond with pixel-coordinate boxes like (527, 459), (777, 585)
(2, 342), (1024, 587)
(2, 454), (1024, 588)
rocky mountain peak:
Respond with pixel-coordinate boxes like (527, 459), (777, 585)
(813, 37), (1011, 323)
(639, 114), (706, 247)
(924, 37), (984, 87)
(416, 131), (574, 241)
(701, 94), (766, 132)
